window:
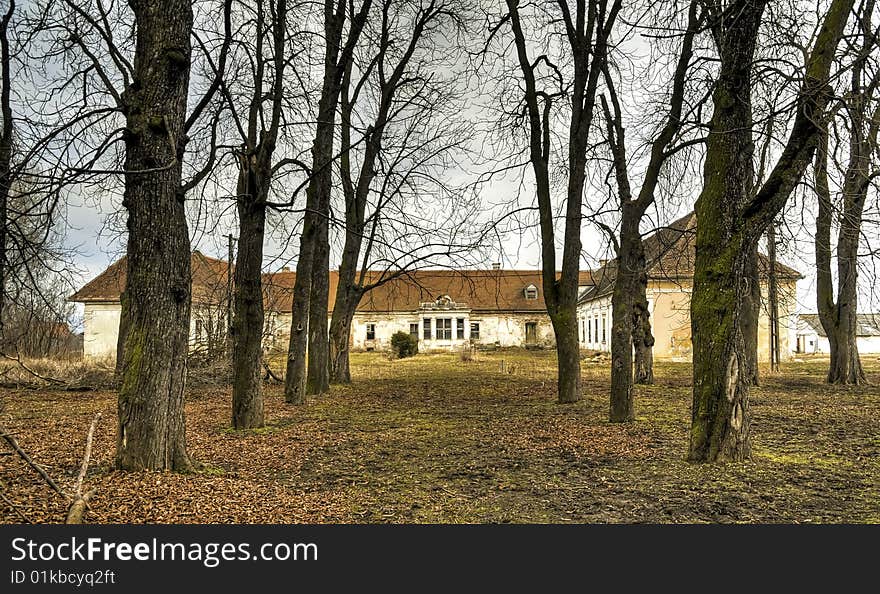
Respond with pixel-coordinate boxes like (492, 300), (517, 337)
(423, 318), (432, 340)
(587, 317), (592, 343)
(436, 318), (452, 340)
(470, 322), (480, 340)
(601, 316), (606, 343)
(525, 321), (537, 344)
(457, 318), (465, 340)
(594, 318), (598, 343)
(524, 284), (538, 300)
(410, 323), (419, 337)
(366, 323), (376, 340)
(580, 319), (585, 342)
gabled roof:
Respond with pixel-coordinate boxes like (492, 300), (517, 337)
(579, 212), (802, 303)
(69, 251), (230, 305)
(799, 313), (880, 337)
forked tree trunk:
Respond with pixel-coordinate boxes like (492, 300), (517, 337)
(285, 64), (336, 405)
(689, 1), (763, 463)
(813, 22), (875, 385)
(231, 159), (267, 429)
(689, 0), (853, 462)
(116, 0), (194, 471)
(284, 0), (370, 403)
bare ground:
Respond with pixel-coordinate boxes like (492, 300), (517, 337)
(1, 351), (878, 523)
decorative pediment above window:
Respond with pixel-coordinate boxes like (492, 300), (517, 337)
(419, 294), (469, 311)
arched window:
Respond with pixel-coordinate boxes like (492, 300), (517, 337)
(524, 284), (538, 300)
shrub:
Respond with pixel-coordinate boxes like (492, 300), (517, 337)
(390, 331), (419, 359)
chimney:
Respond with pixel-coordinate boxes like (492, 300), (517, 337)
(491, 262), (501, 270)
(599, 259), (608, 267)
(281, 266), (291, 272)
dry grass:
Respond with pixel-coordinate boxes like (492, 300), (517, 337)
(1, 349), (878, 523)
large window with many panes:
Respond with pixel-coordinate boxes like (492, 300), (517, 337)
(436, 318), (452, 340)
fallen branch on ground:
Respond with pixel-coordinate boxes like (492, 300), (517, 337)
(65, 413), (102, 524)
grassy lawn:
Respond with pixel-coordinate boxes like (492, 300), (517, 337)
(1, 350), (878, 523)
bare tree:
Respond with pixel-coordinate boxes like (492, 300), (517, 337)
(501, 0), (621, 404)
(328, 0), (469, 383)
(814, 0), (879, 385)
(688, 0), (853, 462)
(600, 0), (700, 422)
(225, 0), (289, 429)
(283, 0), (372, 403)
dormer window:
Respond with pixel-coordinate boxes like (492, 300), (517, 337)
(524, 284), (538, 300)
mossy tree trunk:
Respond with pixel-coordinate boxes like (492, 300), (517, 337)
(116, 0), (194, 471)
(689, 0), (854, 462)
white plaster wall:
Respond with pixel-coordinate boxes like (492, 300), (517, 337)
(577, 295), (613, 352)
(83, 302), (228, 361)
(82, 303), (121, 361)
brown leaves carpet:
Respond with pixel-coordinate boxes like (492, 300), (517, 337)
(1, 352), (878, 523)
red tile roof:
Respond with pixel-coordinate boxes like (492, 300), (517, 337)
(69, 251), (231, 305)
(580, 212), (802, 302)
(72, 255), (596, 315)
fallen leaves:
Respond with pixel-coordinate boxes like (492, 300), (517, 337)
(0, 351), (878, 524)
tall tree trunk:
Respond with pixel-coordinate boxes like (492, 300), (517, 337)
(307, 218), (331, 395)
(767, 223), (780, 372)
(813, 4), (876, 385)
(283, 0), (370, 403)
(610, 207), (640, 421)
(231, 159), (267, 429)
(116, 0), (194, 471)
(632, 259), (654, 385)
(284, 10), (340, 404)
(550, 305), (581, 403)
(743, 246), (760, 385)
(0, 0), (13, 348)
(505, 0), (621, 405)
(328, 283), (362, 384)
(689, 0), (853, 462)
(689, 1), (764, 463)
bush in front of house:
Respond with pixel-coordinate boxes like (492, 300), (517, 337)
(390, 331), (419, 359)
